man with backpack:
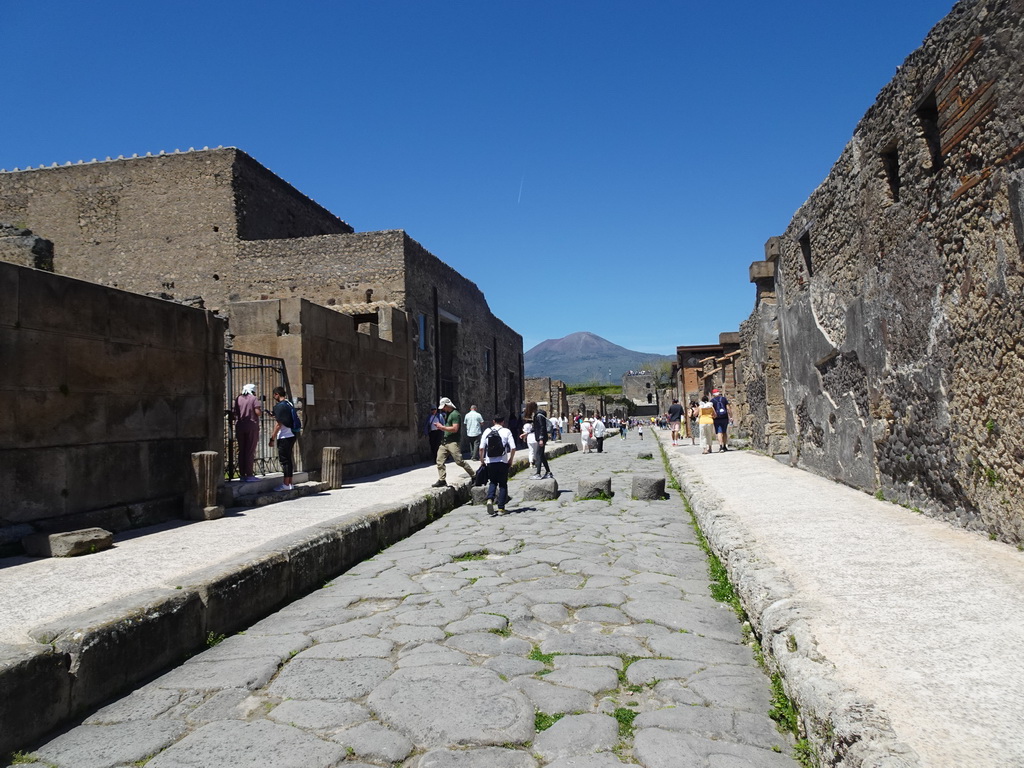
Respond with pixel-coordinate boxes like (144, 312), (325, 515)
(479, 414), (516, 516)
(269, 386), (301, 491)
(710, 388), (732, 452)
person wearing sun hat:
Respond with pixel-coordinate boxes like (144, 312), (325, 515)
(431, 397), (475, 488)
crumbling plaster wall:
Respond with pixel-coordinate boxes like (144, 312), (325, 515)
(761, 0), (1024, 540)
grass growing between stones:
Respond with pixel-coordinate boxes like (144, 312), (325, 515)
(452, 550), (489, 561)
(528, 646), (559, 666)
(613, 707), (638, 738)
(534, 711), (564, 732)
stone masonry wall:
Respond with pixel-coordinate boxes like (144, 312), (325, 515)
(0, 261), (225, 539)
(748, 0), (1024, 541)
(228, 298), (419, 478)
(0, 224), (54, 271)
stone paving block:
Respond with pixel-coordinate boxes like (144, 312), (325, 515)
(418, 747), (539, 767)
(543, 666), (619, 694)
(331, 720), (414, 762)
(267, 699), (371, 732)
(34, 719), (187, 768)
(185, 688), (264, 723)
(395, 603), (471, 626)
(635, 706), (789, 751)
(686, 667), (774, 714)
(292, 636), (394, 660)
(653, 679), (708, 706)
(368, 665), (533, 746)
(511, 677), (594, 715)
(539, 631), (649, 658)
(381, 623), (447, 645)
(522, 478), (559, 501)
(153, 656), (281, 692)
(397, 647), (473, 668)
(482, 654), (546, 678)
(633, 726), (797, 768)
(531, 603), (570, 623)
(446, 631), (533, 657)
(622, 596), (740, 640)
(553, 654), (623, 670)
(545, 754), (628, 768)
(146, 720), (346, 768)
(647, 630), (755, 666)
(534, 713), (619, 761)
(576, 606), (629, 623)
(625, 658), (704, 685)
(631, 475), (667, 500)
(576, 477), (613, 500)
(519, 587), (626, 608)
(445, 613), (507, 634)
(84, 687), (195, 725)
(266, 658), (393, 701)
(193, 632), (312, 663)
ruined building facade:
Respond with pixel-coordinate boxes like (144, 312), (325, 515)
(741, 0), (1024, 541)
(0, 149), (523, 472)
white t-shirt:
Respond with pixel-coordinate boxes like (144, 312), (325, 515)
(480, 426), (516, 464)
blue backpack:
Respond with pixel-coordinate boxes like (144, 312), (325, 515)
(284, 400), (302, 435)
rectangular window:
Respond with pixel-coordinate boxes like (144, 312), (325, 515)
(799, 231), (813, 277)
(881, 144), (900, 203)
(484, 348), (491, 373)
(417, 313), (426, 350)
(916, 92), (944, 173)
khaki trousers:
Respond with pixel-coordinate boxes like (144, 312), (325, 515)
(436, 442), (473, 481)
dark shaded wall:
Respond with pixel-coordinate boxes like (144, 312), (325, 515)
(0, 262), (224, 539)
(742, 0), (1024, 541)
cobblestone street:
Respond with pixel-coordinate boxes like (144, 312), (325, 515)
(13, 436), (797, 768)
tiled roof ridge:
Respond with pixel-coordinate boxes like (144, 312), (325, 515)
(0, 146), (236, 174)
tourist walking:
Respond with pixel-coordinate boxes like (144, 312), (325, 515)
(269, 386), (299, 491)
(688, 401), (699, 446)
(593, 415), (607, 453)
(667, 399), (684, 446)
(479, 414), (516, 516)
(464, 404), (484, 460)
(698, 394), (716, 454)
(619, 420), (627, 439)
(580, 417), (594, 453)
(524, 401), (553, 479)
(711, 388), (732, 452)
(432, 397), (475, 487)
(425, 408), (445, 457)
(232, 383), (262, 481)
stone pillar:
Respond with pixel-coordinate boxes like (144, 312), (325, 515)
(322, 447), (344, 490)
(187, 451), (224, 521)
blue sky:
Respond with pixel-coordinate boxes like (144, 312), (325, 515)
(1, 0), (953, 354)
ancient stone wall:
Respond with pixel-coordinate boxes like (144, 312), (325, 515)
(0, 149), (352, 307)
(0, 224), (53, 271)
(622, 372), (657, 406)
(743, 0), (1024, 541)
(524, 377), (568, 418)
(228, 298), (419, 478)
(0, 261), (225, 541)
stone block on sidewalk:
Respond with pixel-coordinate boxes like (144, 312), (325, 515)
(637, 451), (654, 460)
(522, 478), (558, 501)
(576, 478), (613, 501)
(22, 528), (113, 558)
(632, 475), (667, 500)
(471, 486), (489, 505)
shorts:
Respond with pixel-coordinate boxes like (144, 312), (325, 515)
(668, 421), (680, 431)
(713, 419), (729, 434)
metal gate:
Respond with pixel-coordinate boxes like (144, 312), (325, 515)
(224, 350), (293, 479)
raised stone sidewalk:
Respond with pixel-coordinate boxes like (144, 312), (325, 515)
(4, 437), (799, 767)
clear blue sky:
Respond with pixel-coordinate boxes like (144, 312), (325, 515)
(1, 0), (953, 354)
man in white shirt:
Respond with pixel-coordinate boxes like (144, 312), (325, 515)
(593, 415), (607, 453)
(464, 404), (484, 459)
(478, 414), (516, 516)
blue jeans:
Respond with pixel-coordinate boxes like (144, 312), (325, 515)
(485, 462), (510, 507)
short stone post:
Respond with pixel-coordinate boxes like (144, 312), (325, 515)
(322, 447), (344, 489)
(631, 475), (667, 500)
(576, 477), (613, 501)
(187, 451), (224, 521)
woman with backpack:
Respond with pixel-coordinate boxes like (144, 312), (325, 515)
(269, 386), (300, 491)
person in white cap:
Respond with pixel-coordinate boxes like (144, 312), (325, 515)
(232, 383), (262, 482)
(432, 397), (475, 487)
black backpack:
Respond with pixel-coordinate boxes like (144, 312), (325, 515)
(486, 429), (505, 458)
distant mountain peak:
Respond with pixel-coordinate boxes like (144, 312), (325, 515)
(524, 332), (673, 384)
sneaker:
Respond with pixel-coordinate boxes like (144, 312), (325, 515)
(273, 484), (292, 492)
(243, 476), (260, 483)
(543, 473), (553, 479)
(722, 445), (730, 452)
(486, 498), (495, 516)
(497, 508), (508, 515)
(431, 480), (447, 488)
(530, 473), (542, 480)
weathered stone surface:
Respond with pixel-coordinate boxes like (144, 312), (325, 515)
(575, 477), (612, 500)
(368, 665), (533, 746)
(511, 677), (593, 715)
(331, 720), (414, 762)
(631, 475), (666, 500)
(34, 720), (187, 768)
(22, 527), (113, 558)
(534, 713), (619, 761)
(267, 699), (371, 732)
(146, 720), (346, 768)
(633, 726), (796, 768)
(266, 658), (393, 701)
(522, 478), (559, 501)
(542, 666), (619, 694)
(418, 747), (539, 768)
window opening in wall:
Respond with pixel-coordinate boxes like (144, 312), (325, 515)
(881, 143), (901, 202)
(916, 91), (944, 172)
(484, 348), (491, 373)
(417, 313), (426, 350)
(799, 231), (813, 277)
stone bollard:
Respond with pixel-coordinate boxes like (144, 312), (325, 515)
(187, 451), (225, 521)
(576, 477), (613, 501)
(471, 486), (489, 505)
(522, 478), (559, 501)
(322, 447), (344, 490)
(637, 451), (654, 460)
(632, 475), (667, 500)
